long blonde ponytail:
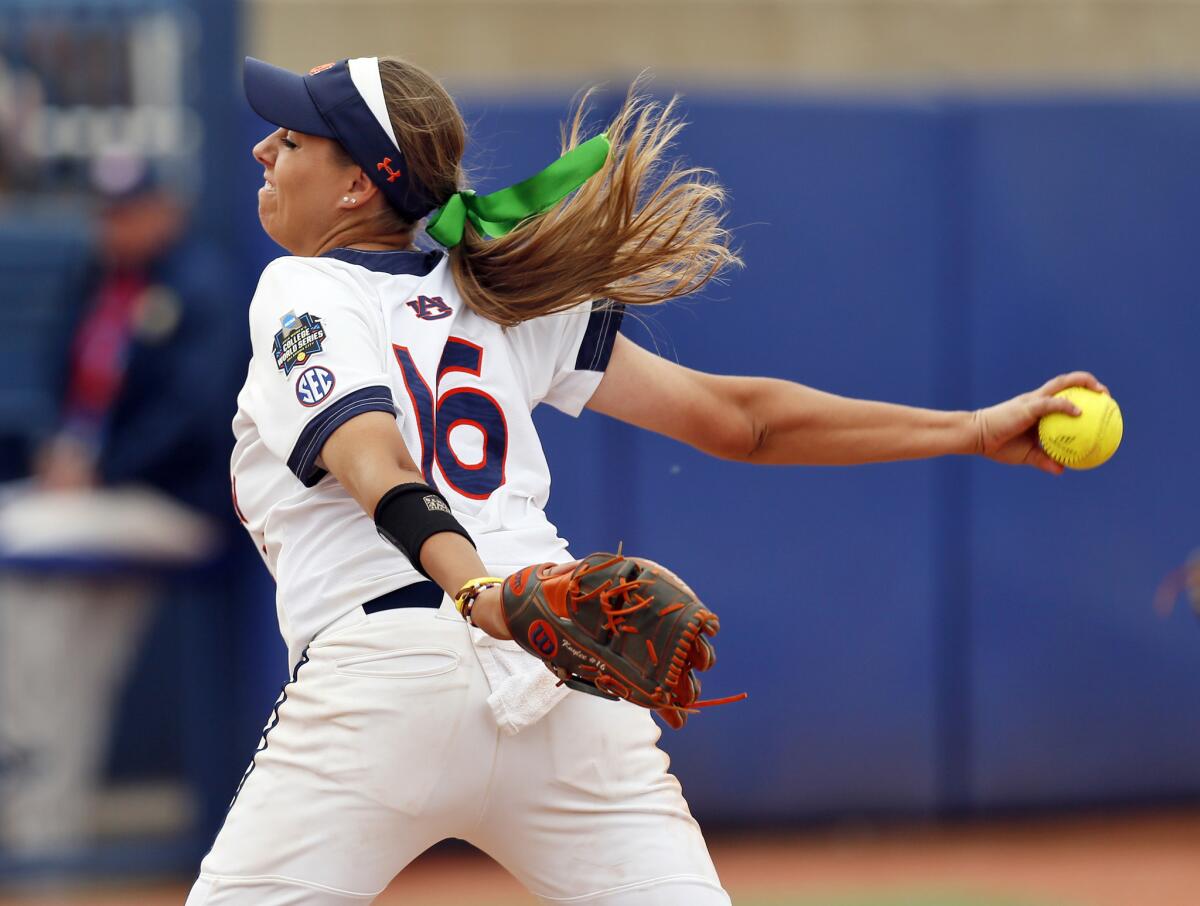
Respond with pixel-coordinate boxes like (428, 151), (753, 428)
(377, 63), (741, 326)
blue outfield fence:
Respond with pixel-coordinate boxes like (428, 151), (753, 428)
(234, 91), (1200, 824)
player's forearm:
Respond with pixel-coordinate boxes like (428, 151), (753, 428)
(419, 533), (511, 638)
(735, 377), (979, 466)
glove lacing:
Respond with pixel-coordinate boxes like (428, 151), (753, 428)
(570, 555), (747, 720)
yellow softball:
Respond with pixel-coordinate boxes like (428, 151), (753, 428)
(1037, 387), (1123, 470)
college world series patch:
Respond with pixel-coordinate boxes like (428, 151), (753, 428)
(273, 311), (326, 375)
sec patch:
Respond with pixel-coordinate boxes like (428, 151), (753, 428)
(295, 366), (335, 407)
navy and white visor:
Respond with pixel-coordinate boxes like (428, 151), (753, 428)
(244, 56), (438, 222)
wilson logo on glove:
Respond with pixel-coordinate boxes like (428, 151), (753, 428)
(528, 620), (558, 657)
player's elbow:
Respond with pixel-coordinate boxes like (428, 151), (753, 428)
(691, 377), (767, 463)
(728, 416), (769, 462)
(702, 403), (767, 463)
(745, 418), (771, 462)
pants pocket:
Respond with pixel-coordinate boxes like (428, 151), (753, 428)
(334, 647), (459, 679)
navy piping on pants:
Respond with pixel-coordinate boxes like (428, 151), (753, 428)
(225, 645), (311, 815)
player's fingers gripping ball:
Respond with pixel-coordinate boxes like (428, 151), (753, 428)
(502, 553), (747, 729)
(1038, 386), (1123, 470)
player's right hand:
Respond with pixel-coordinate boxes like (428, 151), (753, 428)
(971, 371), (1108, 475)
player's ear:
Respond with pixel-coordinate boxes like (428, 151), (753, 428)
(344, 168), (380, 207)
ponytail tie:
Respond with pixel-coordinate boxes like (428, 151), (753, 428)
(425, 133), (610, 248)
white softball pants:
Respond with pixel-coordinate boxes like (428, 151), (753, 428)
(185, 602), (730, 905)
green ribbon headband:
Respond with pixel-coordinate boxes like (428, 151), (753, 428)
(425, 133), (611, 248)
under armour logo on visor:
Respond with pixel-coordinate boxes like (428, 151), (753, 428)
(377, 157), (403, 183)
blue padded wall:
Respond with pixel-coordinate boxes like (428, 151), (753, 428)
(963, 98), (1200, 808)
(616, 98), (953, 819)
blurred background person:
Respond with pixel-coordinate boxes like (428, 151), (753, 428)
(0, 153), (240, 859)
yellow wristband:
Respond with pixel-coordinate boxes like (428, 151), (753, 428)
(454, 576), (504, 615)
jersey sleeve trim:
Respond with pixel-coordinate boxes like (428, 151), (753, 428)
(574, 301), (625, 372)
(287, 385), (395, 487)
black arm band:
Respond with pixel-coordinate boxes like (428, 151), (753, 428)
(373, 483), (475, 580)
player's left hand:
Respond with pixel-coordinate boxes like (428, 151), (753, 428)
(469, 562), (581, 640)
(499, 552), (746, 728)
(972, 371), (1108, 475)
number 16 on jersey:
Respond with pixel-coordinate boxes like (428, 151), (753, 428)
(394, 338), (508, 500)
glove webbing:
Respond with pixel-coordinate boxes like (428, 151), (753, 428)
(571, 555), (747, 719)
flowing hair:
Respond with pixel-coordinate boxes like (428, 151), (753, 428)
(375, 59), (742, 326)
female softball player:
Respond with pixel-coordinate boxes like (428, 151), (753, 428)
(187, 56), (1105, 905)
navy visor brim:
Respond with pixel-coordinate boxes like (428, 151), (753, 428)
(243, 57), (335, 138)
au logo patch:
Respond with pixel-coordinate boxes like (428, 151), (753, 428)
(273, 311), (326, 375)
(406, 295), (452, 321)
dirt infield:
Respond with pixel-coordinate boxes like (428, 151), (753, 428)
(710, 809), (1200, 906)
(1, 809), (1197, 905)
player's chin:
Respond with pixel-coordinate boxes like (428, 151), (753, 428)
(256, 208), (285, 246)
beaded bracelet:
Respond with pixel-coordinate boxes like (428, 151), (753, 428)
(454, 576), (504, 626)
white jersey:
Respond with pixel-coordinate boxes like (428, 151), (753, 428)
(230, 248), (623, 667)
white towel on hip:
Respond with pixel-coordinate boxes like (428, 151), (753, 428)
(470, 628), (569, 735)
